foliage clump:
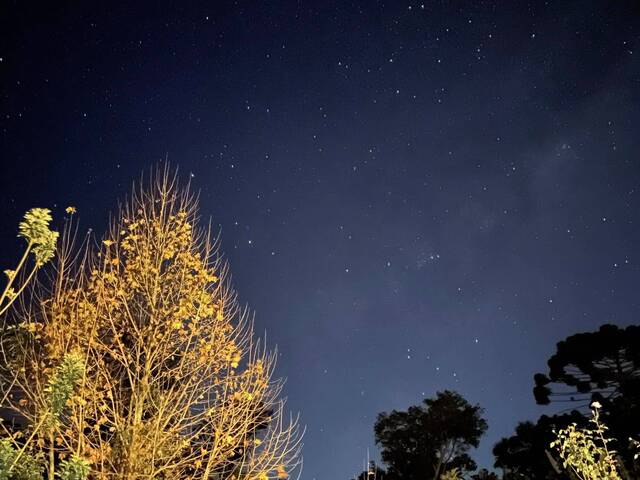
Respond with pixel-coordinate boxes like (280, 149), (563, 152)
(46, 353), (85, 424)
(1, 208), (58, 316)
(0, 439), (43, 480)
(375, 390), (487, 480)
(550, 402), (624, 480)
(17, 208), (59, 267)
(439, 467), (461, 480)
(58, 455), (90, 480)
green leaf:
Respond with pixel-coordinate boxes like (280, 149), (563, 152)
(18, 208), (59, 266)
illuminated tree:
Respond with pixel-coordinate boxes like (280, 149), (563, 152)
(0, 167), (302, 480)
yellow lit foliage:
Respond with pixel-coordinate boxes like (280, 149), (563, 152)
(0, 208), (58, 317)
(1, 167), (301, 480)
(550, 402), (622, 480)
(439, 468), (461, 480)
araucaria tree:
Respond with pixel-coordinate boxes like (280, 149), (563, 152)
(533, 324), (640, 408)
(0, 168), (302, 479)
(532, 324), (640, 472)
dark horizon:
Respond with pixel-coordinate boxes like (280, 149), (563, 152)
(1, 2), (640, 478)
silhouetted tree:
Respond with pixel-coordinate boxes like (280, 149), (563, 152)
(493, 411), (586, 480)
(374, 390), (487, 480)
(470, 468), (499, 480)
(532, 323), (640, 473)
(533, 324), (640, 407)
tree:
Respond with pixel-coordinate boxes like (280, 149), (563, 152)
(533, 324), (640, 407)
(374, 390), (487, 480)
(533, 324), (640, 472)
(469, 469), (498, 480)
(493, 411), (586, 480)
(0, 167), (302, 479)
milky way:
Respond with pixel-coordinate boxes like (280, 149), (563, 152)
(1, 2), (639, 478)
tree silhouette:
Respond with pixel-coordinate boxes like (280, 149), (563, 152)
(493, 411), (586, 480)
(532, 323), (640, 473)
(494, 324), (640, 479)
(374, 390), (487, 480)
(533, 324), (640, 407)
(470, 468), (499, 480)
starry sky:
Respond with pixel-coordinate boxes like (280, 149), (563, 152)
(1, 1), (640, 478)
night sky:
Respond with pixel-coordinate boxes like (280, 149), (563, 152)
(1, 2), (640, 478)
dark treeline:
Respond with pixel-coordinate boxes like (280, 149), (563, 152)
(355, 324), (640, 480)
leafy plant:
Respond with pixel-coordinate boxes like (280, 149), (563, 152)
(0, 439), (43, 480)
(0, 208), (58, 316)
(550, 402), (622, 480)
(440, 467), (461, 480)
(46, 353), (85, 425)
(57, 455), (90, 480)
(17, 208), (58, 267)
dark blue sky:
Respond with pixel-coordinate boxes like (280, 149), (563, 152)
(1, 1), (639, 478)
